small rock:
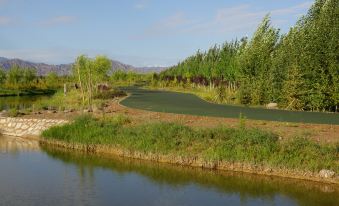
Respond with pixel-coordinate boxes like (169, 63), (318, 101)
(92, 106), (99, 113)
(83, 109), (93, 113)
(47, 110), (57, 114)
(319, 169), (335, 178)
(266, 102), (278, 109)
(264, 168), (273, 173)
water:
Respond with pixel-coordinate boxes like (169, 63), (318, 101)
(0, 136), (338, 206)
(0, 95), (51, 111)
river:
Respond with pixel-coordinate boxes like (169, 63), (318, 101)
(0, 135), (338, 206)
(0, 95), (51, 111)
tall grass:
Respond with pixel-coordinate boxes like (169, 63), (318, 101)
(42, 115), (338, 172)
(34, 87), (126, 111)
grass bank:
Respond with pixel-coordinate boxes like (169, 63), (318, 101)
(0, 88), (56, 97)
(41, 115), (338, 183)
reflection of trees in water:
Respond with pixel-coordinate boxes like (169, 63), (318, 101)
(41, 145), (339, 206)
(0, 95), (51, 110)
(0, 136), (40, 154)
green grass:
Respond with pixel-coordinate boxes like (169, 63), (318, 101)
(34, 88), (126, 111)
(42, 115), (338, 172)
(7, 108), (20, 117)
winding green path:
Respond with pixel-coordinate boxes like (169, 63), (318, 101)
(120, 87), (339, 125)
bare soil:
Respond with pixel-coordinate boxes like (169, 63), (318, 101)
(24, 97), (339, 144)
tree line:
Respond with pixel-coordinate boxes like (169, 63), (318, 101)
(160, 0), (338, 112)
(0, 65), (65, 89)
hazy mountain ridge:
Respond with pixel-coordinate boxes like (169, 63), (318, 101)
(0, 57), (167, 75)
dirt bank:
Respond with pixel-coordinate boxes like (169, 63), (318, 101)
(39, 138), (338, 185)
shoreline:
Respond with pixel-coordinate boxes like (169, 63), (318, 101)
(39, 138), (339, 185)
(0, 88), (56, 97)
(1, 95), (338, 185)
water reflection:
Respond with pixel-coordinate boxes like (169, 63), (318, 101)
(0, 95), (51, 111)
(0, 135), (39, 154)
(0, 136), (338, 206)
(41, 145), (339, 206)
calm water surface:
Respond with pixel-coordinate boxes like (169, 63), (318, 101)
(0, 95), (51, 111)
(0, 135), (338, 206)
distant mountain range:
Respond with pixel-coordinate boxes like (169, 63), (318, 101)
(0, 57), (167, 76)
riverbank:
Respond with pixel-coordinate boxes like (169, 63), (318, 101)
(1, 94), (338, 184)
(40, 114), (338, 184)
(0, 88), (55, 97)
(0, 116), (68, 137)
(2, 135), (338, 206)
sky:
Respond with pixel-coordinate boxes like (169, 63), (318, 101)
(0, 0), (313, 67)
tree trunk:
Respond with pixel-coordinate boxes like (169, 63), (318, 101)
(77, 65), (85, 107)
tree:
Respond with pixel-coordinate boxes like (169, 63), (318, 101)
(6, 65), (23, 88)
(281, 65), (304, 110)
(73, 55), (88, 106)
(238, 14), (280, 105)
(160, 0), (338, 112)
(0, 68), (6, 85)
(45, 72), (59, 88)
(22, 68), (37, 85)
(73, 55), (112, 110)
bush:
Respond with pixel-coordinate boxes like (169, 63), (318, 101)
(93, 89), (126, 100)
(8, 108), (20, 117)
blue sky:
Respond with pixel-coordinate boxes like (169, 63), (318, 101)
(0, 0), (313, 66)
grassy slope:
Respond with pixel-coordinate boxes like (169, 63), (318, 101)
(42, 115), (338, 173)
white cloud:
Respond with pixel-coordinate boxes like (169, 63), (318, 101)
(113, 54), (177, 67)
(132, 12), (191, 38)
(0, 16), (12, 25)
(137, 1), (312, 38)
(154, 12), (190, 29)
(40, 15), (76, 26)
(271, 2), (313, 16)
(190, 4), (265, 33)
(134, 0), (150, 10)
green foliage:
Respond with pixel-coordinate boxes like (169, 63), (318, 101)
(73, 55), (112, 109)
(3, 65), (38, 89)
(0, 68), (6, 85)
(45, 72), (59, 88)
(93, 88), (126, 100)
(104, 114), (131, 126)
(238, 113), (246, 129)
(110, 70), (150, 86)
(42, 115), (338, 172)
(8, 108), (20, 117)
(238, 15), (279, 105)
(160, 0), (339, 112)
